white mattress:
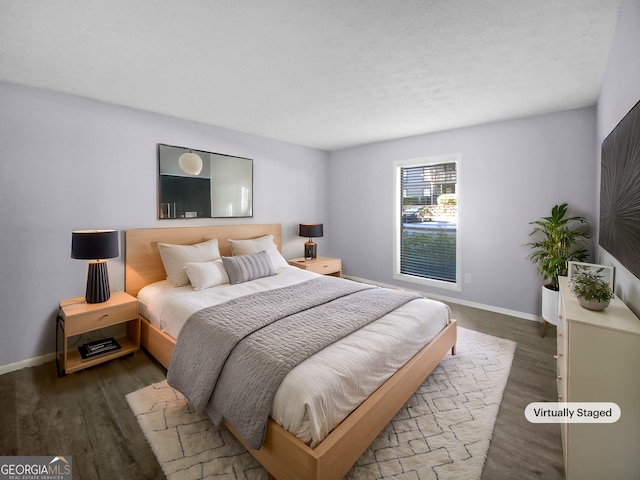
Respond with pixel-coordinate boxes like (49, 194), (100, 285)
(138, 266), (450, 447)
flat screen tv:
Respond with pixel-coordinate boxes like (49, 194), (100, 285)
(599, 99), (640, 279)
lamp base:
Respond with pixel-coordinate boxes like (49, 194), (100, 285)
(86, 261), (111, 304)
(304, 241), (317, 260)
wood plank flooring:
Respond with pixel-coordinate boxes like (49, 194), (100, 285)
(448, 304), (565, 480)
(0, 303), (564, 479)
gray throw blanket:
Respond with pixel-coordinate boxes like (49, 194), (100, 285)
(167, 276), (420, 449)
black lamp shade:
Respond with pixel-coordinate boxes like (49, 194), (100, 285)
(71, 230), (119, 259)
(298, 224), (323, 239)
(71, 230), (119, 303)
(299, 224), (323, 259)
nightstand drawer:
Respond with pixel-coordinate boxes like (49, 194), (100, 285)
(289, 256), (342, 276)
(65, 302), (137, 335)
(305, 258), (341, 275)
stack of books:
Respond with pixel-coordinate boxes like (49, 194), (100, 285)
(78, 337), (121, 360)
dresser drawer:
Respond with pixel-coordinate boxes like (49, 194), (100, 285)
(556, 354), (567, 401)
(305, 258), (341, 275)
(65, 302), (138, 335)
(556, 300), (568, 401)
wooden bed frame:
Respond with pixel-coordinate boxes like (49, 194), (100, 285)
(125, 224), (457, 480)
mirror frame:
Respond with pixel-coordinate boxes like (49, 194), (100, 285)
(157, 143), (253, 219)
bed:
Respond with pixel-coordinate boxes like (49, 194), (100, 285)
(125, 224), (457, 480)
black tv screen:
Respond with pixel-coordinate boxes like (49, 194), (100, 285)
(599, 99), (640, 279)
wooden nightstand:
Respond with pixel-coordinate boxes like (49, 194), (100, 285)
(288, 256), (342, 277)
(56, 291), (139, 376)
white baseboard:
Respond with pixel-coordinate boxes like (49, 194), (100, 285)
(344, 274), (542, 323)
(0, 352), (56, 376)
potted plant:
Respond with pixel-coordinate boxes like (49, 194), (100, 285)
(527, 203), (590, 333)
(568, 269), (614, 311)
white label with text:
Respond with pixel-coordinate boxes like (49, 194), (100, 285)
(525, 402), (620, 423)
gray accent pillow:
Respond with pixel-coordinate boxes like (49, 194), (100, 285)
(221, 250), (276, 284)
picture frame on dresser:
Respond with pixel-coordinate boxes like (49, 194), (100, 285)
(567, 261), (614, 289)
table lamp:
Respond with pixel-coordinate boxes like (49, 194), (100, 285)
(299, 224), (323, 259)
(71, 230), (119, 303)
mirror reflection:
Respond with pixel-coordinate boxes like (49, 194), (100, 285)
(157, 144), (253, 219)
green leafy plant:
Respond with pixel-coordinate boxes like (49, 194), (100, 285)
(569, 269), (614, 302)
(527, 203), (590, 290)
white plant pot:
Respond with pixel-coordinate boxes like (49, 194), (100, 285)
(541, 285), (560, 325)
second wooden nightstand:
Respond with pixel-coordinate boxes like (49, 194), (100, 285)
(56, 291), (139, 376)
(288, 256), (342, 277)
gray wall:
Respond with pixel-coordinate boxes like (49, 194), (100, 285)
(597, 0), (640, 315)
(328, 107), (598, 318)
(0, 81), (329, 367)
(2, 0), (638, 369)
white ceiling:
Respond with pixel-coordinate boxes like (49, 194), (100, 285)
(0, 0), (621, 151)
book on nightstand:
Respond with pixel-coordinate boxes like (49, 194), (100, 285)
(78, 337), (121, 360)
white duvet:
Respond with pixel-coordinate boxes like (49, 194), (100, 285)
(138, 266), (450, 447)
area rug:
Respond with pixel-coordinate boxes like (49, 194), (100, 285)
(126, 327), (516, 480)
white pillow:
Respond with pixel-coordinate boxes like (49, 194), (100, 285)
(183, 260), (229, 290)
(228, 235), (288, 270)
(158, 238), (221, 286)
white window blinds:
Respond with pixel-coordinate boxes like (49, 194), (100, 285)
(395, 156), (460, 290)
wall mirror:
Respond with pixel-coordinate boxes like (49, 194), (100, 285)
(157, 144), (253, 219)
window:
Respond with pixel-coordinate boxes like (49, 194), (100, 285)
(394, 154), (461, 291)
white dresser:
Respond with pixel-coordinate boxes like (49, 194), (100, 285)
(557, 277), (640, 479)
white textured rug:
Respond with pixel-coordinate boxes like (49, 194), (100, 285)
(126, 327), (515, 480)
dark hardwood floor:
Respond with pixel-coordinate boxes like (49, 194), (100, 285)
(0, 303), (564, 479)
(448, 304), (565, 480)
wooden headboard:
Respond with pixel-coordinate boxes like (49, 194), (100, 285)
(125, 224), (282, 297)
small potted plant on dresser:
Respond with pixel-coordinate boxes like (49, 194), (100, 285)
(568, 269), (614, 311)
(526, 203), (590, 336)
